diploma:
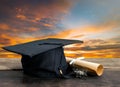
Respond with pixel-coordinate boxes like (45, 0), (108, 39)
(66, 57), (104, 76)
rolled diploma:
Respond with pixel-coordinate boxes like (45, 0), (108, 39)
(66, 58), (104, 76)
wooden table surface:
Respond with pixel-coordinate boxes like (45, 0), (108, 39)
(0, 58), (120, 87)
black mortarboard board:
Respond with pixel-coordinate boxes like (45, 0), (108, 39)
(3, 38), (83, 78)
(3, 38), (83, 57)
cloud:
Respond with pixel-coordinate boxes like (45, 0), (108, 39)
(16, 14), (27, 20)
(0, 0), (74, 52)
(0, 0), (72, 37)
(64, 38), (120, 58)
(65, 38), (120, 51)
(0, 0), (120, 58)
(0, 34), (12, 45)
(80, 44), (120, 51)
(109, 35), (120, 43)
(0, 23), (10, 30)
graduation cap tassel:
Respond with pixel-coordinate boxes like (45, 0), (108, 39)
(59, 69), (63, 75)
(73, 68), (87, 78)
(67, 57), (87, 78)
(66, 57), (104, 76)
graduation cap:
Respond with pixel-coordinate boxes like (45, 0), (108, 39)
(3, 38), (83, 78)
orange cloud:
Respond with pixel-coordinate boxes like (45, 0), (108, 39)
(1, 27), (120, 58)
(82, 49), (120, 58)
(14, 0), (72, 24)
(63, 38), (120, 58)
(0, 35), (40, 58)
(0, 0), (73, 39)
(0, 48), (21, 58)
(1, 24), (120, 58)
(0, 0), (120, 58)
(43, 24), (53, 27)
(37, 29), (75, 39)
(0, 23), (10, 30)
(16, 14), (27, 20)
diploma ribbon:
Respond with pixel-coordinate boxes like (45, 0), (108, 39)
(69, 57), (85, 66)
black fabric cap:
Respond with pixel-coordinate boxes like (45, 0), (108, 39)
(3, 38), (83, 57)
(2, 38), (83, 78)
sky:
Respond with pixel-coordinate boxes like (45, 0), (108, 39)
(0, 0), (120, 58)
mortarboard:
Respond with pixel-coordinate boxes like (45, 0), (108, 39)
(3, 38), (83, 78)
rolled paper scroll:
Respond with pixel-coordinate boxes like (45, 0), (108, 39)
(66, 57), (104, 76)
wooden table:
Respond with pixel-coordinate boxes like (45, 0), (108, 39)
(0, 58), (120, 87)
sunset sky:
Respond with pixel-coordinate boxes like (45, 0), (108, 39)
(0, 0), (120, 58)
